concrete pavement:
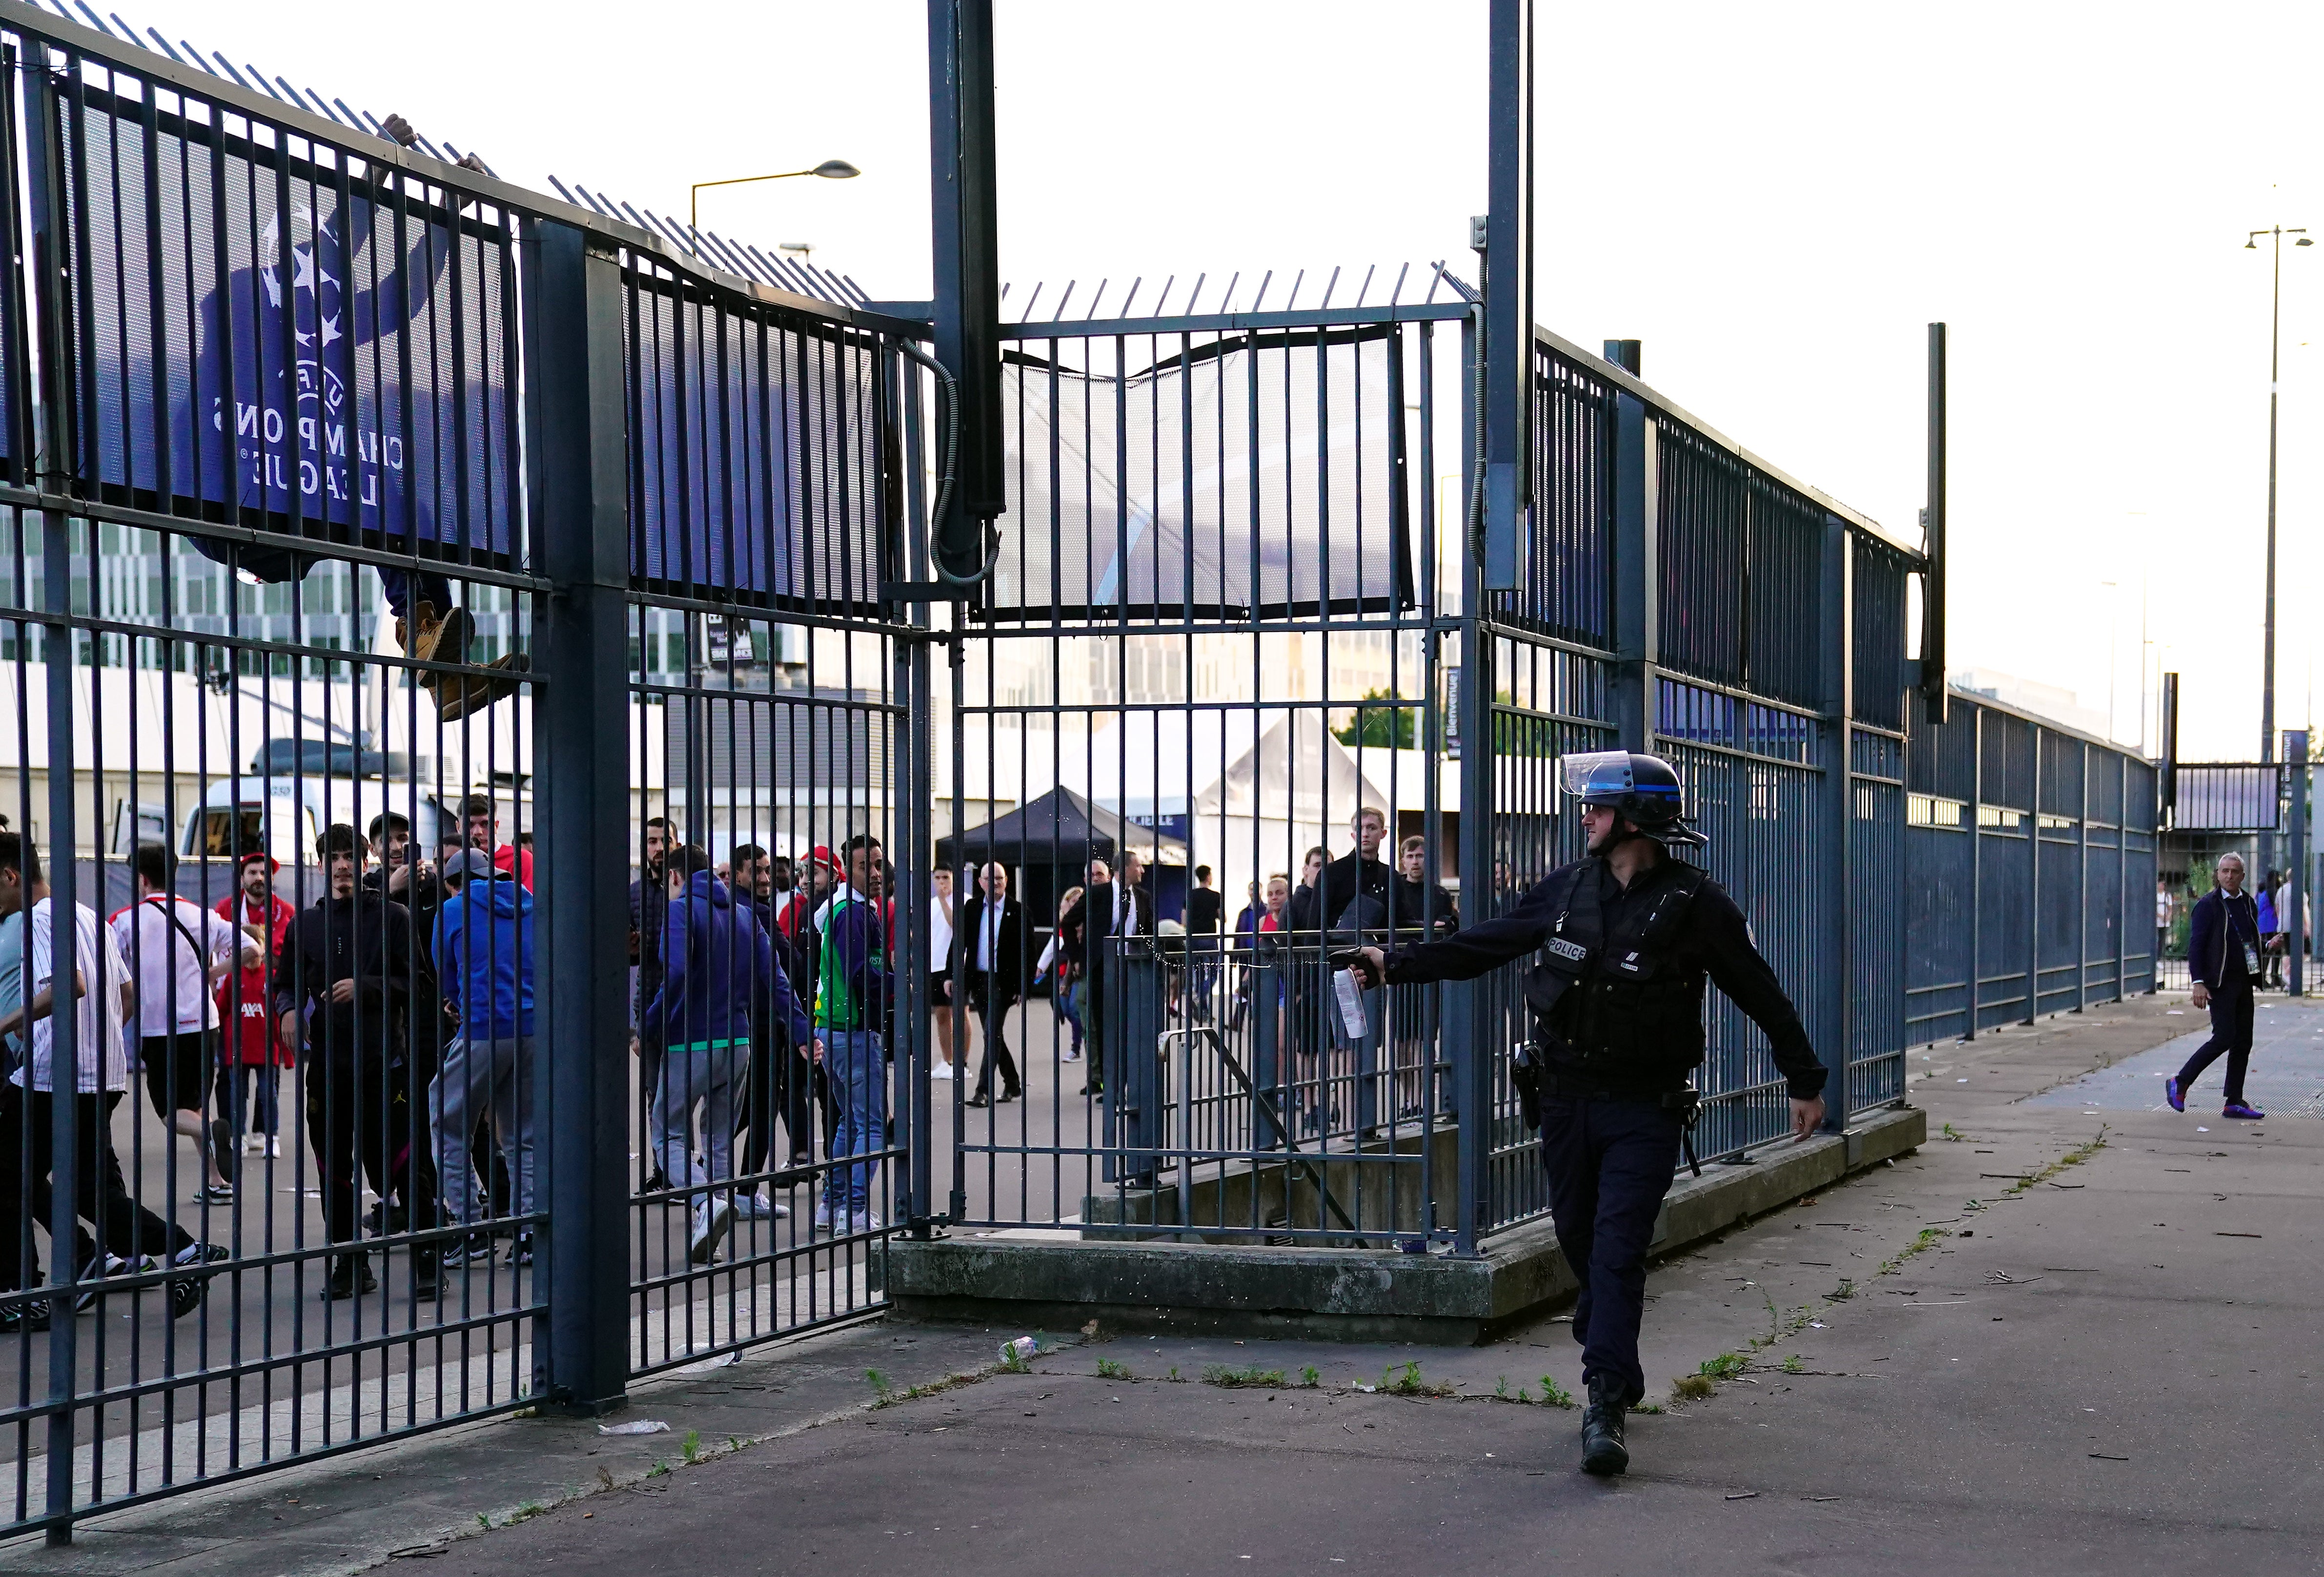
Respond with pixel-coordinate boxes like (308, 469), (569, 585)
(10, 989), (2318, 1575)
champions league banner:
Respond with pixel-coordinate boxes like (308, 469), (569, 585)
(41, 62), (881, 611)
(628, 274), (884, 610)
(69, 89), (516, 572)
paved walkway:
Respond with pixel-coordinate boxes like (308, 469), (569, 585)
(10, 991), (2318, 1576)
(2025, 995), (2324, 1118)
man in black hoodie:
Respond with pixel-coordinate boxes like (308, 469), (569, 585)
(275, 825), (441, 1300)
(1290, 808), (1397, 1132)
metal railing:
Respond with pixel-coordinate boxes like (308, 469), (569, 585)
(1903, 687), (2158, 1042)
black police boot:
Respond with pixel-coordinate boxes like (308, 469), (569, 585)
(1579, 1374), (1630, 1477)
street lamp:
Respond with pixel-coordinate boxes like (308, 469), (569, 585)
(2248, 224), (2309, 877)
(690, 159), (860, 231)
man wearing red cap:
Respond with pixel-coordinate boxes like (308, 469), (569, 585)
(215, 851), (295, 1157)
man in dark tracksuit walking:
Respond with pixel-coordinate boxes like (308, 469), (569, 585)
(2168, 852), (2266, 1120)
(276, 825), (442, 1300)
(1347, 752), (1825, 1478)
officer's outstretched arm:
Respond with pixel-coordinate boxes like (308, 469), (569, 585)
(1346, 892), (1554, 989)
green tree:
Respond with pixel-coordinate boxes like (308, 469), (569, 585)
(1333, 689), (1418, 749)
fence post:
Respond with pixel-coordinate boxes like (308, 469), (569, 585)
(24, 43), (84, 1542)
(1817, 517), (1853, 1129)
(2288, 730), (2308, 997)
(528, 219), (632, 1415)
(1610, 392), (1655, 753)
(2025, 729), (2041, 1025)
(1965, 703), (1981, 1040)
(2076, 741), (2088, 1012)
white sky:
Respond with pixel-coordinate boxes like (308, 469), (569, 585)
(132, 0), (2324, 761)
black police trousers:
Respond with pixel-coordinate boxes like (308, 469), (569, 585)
(1539, 1093), (1683, 1407)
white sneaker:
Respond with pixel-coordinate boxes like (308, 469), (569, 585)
(1062, 1050), (1082, 1063)
(241, 1134), (265, 1155)
(266, 1137), (281, 1158)
(932, 1062), (955, 1081)
(811, 1199), (839, 1233)
(850, 1210), (883, 1234)
(734, 1193), (789, 1221)
(689, 1200), (735, 1265)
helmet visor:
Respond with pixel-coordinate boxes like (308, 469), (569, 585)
(1558, 750), (1636, 803)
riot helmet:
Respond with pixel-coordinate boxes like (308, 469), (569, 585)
(1557, 750), (1708, 848)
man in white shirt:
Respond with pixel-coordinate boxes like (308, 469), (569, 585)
(112, 843), (258, 1203)
(0, 832), (217, 1321)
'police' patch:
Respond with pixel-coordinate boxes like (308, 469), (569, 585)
(1544, 936), (1587, 964)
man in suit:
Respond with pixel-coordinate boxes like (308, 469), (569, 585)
(960, 863), (1027, 1108)
(1059, 850), (1155, 1098)
(2169, 851), (2267, 1120)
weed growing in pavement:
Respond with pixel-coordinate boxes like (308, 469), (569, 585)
(1878, 1226), (1950, 1276)
(1939, 1123), (1967, 1142)
(1301, 1365), (1320, 1387)
(1697, 1352), (1748, 1380)
(1672, 1375), (1715, 1401)
(1539, 1375), (1576, 1409)
(1202, 1365), (1287, 1389)
(2007, 1128), (2109, 1194)
(1781, 1355), (1805, 1375)
(1829, 1278), (1856, 1301)
(1381, 1360), (1456, 1397)
(866, 1368), (894, 1402)
(645, 1461), (672, 1479)
(680, 1431), (701, 1465)
(1096, 1357), (1132, 1381)
(1167, 1366), (1182, 1383)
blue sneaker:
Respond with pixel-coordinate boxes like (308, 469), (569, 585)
(2222, 1101), (2266, 1120)
(2164, 1077), (2185, 1113)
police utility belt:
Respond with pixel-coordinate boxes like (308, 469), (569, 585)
(1509, 856), (1709, 1176)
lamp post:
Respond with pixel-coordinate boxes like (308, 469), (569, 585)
(690, 159), (860, 232)
(2249, 223), (2309, 879)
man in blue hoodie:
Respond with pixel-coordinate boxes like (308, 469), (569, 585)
(431, 849), (536, 1267)
(644, 844), (816, 1265)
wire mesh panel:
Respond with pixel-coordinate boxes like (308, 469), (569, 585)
(938, 303), (1462, 1246)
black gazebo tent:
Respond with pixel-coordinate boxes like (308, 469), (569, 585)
(935, 787), (1187, 943)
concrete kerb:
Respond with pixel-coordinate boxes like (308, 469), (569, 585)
(882, 1103), (1927, 1343)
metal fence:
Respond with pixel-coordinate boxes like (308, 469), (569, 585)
(1464, 334), (1922, 1235)
(0, 0), (2175, 1546)
(0, 2), (920, 1541)
(1903, 687), (2157, 1042)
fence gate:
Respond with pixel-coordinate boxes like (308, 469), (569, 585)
(0, 3), (931, 1540)
(905, 278), (1472, 1250)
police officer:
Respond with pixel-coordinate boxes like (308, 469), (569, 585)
(1345, 751), (1826, 1477)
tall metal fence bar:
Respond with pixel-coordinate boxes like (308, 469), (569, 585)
(0, 2), (925, 1540)
(1903, 686), (2157, 1044)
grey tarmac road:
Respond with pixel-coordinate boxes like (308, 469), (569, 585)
(395, 994), (2324, 1577)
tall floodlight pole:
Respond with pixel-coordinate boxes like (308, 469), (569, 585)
(2249, 224), (2309, 879)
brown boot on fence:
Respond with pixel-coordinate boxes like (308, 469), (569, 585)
(404, 602), (525, 721)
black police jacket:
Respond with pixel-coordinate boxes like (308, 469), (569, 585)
(1383, 854), (1826, 1100)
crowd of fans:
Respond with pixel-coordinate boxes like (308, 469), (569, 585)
(0, 799), (1467, 1330)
